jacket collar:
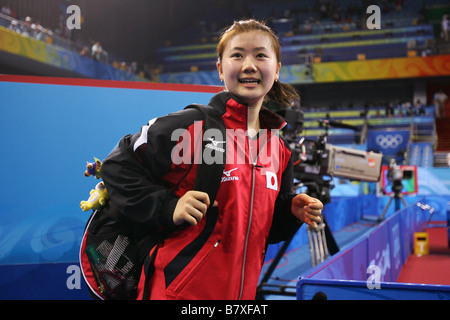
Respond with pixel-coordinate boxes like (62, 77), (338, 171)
(209, 91), (287, 131)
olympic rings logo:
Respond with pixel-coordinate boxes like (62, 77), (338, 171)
(375, 134), (404, 149)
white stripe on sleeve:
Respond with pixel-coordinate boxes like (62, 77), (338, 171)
(133, 118), (157, 152)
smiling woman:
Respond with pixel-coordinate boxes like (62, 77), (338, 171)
(85, 19), (323, 300)
(215, 20), (300, 138)
(216, 30), (280, 112)
(216, 20), (299, 109)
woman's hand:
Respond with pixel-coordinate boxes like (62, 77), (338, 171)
(291, 193), (323, 229)
(173, 191), (218, 226)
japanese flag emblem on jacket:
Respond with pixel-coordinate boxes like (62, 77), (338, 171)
(265, 171), (278, 191)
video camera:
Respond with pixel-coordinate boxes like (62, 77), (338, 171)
(294, 138), (383, 182)
(386, 159), (413, 194)
(277, 108), (383, 203)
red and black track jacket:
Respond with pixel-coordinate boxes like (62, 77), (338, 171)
(101, 91), (303, 299)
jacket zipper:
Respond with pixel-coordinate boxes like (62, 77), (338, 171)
(238, 162), (257, 300)
(238, 113), (279, 300)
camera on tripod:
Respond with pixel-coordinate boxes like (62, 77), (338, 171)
(378, 159), (417, 221)
(385, 159), (414, 194)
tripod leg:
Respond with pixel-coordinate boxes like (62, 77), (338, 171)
(316, 226), (325, 264)
(312, 229), (320, 267)
(400, 194), (407, 207)
(307, 227), (316, 267)
(378, 194), (394, 222)
(322, 215), (339, 255)
(320, 224), (329, 259)
(259, 236), (293, 286)
(395, 196), (400, 211)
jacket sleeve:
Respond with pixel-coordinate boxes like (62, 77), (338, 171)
(101, 108), (203, 228)
(267, 136), (303, 244)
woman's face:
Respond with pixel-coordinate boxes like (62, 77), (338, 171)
(217, 30), (281, 108)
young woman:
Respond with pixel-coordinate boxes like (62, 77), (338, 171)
(100, 19), (323, 300)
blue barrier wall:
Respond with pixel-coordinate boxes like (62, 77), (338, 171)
(0, 75), (220, 299)
(264, 192), (449, 264)
(297, 200), (450, 300)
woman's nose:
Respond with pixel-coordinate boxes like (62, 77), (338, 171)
(242, 57), (257, 73)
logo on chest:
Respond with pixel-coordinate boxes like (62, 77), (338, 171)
(221, 168), (239, 182)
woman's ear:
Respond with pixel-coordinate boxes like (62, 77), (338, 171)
(275, 62), (281, 82)
(216, 60), (223, 82)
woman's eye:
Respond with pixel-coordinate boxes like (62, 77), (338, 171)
(231, 53), (243, 58)
(256, 53), (268, 58)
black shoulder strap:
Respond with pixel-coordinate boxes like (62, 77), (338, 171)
(184, 103), (226, 207)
